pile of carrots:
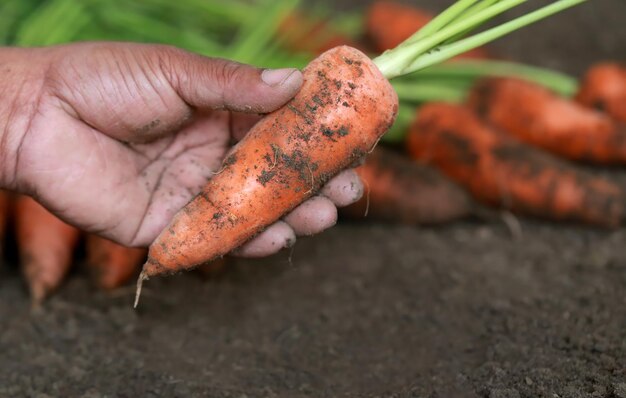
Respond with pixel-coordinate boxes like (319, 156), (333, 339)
(4, 0), (623, 303)
(0, 192), (228, 303)
(0, 193), (146, 302)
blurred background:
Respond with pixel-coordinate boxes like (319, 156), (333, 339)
(1, 0), (625, 396)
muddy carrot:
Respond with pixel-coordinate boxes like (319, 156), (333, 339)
(468, 77), (626, 164)
(15, 195), (80, 302)
(406, 102), (624, 227)
(86, 234), (146, 290)
(365, 0), (489, 58)
(0, 190), (10, 256)
(576, 62), (626, 123)
(341, 147), (474, 224)
(277, 11), (358, 55)
(137, 0), (587, 304)
(141, 46), (397, 282)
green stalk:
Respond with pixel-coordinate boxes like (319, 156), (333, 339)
(405, 0), (587, 74)
(16, 0), (91, 46)
(392, 81), (468, 104)
(228, 0), (300, 64)
(15, 0), (61, 46)
(413, 60), (578, 97)
(165, 0), (255, 25)
(373, 0), (587, 80)
(442, 0), (501, 44)
(452, 0), (501, 22)
(374, 0), (529, 78)
(0, 0), (37, 45)
(332, 11), (364, 39)
(381, 104), (417, 144)
(256, 50), (310, 70)
(94, 7), (224, 56)
(45, 2), (91, 45)
(127, 0), (255, 32)
(411, 0), (479, 41)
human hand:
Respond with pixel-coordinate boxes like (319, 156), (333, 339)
(0, 43), (363, 256)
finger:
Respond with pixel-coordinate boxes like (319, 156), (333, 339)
(163, 47), (303, 113)
(283, 196), (337, 236)
(48, 43), (302, 144)
(231, 221), (296, 258)
(320, 169), (364, 207)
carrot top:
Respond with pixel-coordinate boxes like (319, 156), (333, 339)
(373, 0), (587, 79)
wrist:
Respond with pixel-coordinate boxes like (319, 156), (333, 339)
(0, 47), (48, 189)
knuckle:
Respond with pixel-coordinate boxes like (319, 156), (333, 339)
(211, 60), (246, 90)
(153, 45), (186, 87)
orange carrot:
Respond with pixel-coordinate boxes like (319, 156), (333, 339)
(140, 46), (398, 283)
(86, 234), (146, 290)
(15, 195), (80, 302)
(576, 62), (626, 123)
(406, 103), (624, 227)
(278, 11), (358, 55)
(366, 1), (431, 53)
(341, 147), (474, 224)
(365, 1), (489, 58)
(0, 190), (11, 256)
(468, 77), (626, 164)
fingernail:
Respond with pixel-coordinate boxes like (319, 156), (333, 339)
(261, 68), (298, 87)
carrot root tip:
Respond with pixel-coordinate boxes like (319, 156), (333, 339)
(29, 279), (50, 305)
(500, 211), (523, 240)
(133, 271), (148, 309)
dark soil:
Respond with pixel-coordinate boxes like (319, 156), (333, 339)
(1, 1), (625, 397)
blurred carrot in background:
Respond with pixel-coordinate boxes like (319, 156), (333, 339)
(342, 147), (475, 224)
(406, 103), (624, 228)
(576, 63), (626, 123)
(277, 10), (358, 55)
(366, 0), (431, 52)
(365, 0), (489, 58)
(86, 235), (146, 290)
(468, 77), (626, 164)
(15, 195), (80, 302)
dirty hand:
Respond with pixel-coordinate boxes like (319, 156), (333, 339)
(0, 43), (363, 255)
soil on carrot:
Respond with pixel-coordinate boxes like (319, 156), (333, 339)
(1, 1), (625, 397)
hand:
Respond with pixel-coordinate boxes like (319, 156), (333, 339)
(0, 43), (363, 256)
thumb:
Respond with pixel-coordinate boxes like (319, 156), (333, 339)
(163, 47), (304, 113)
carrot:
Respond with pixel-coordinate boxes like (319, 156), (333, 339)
(468, 77), (626, 164)
(576, 62), (626, 123)
(278, 11), (358, 55)
(365, 1), (489, 58)
(0, 190), (11, 256)
(341, 147), (474, 224)
(366, 1), (431, 53)
(140, 46), (397, 283)
(406, 103), (624, 227)
(15, 195), (80, 302)
(86, 234), (146, 290)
